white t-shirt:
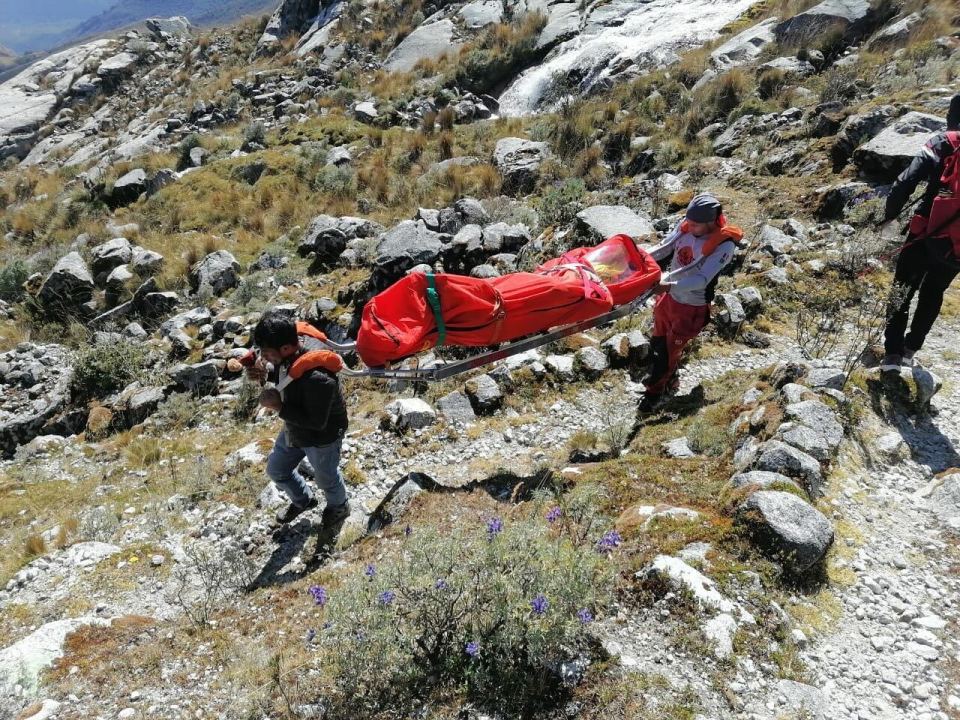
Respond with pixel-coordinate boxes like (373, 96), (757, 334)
(645, 223), (736, 307)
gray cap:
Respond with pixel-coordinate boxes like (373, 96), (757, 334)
(685, 193), (722, 223)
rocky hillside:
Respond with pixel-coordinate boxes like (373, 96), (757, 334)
(0, 0), (959, 719)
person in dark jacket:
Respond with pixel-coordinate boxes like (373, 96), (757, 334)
(880, 94), (960, 370)
(249, 311), (350, 525)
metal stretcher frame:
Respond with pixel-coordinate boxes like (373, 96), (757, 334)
(335, 288), (656, 382)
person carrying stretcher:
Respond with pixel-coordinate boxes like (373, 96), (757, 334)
(639, 193), (744, 413)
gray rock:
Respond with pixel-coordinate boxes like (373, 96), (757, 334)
(189, 250), (240, 296)
(574, 346), (609, 380)
(715, 293), (746, 330)
(91, 238), (133, 279)
(327, 145), (352, 167)
(169, 361), (220, 397)
(254, 0), (321, 56)
(459, 0), (503, 28)
(874, 431), (908, 463)
(189, 146), (207, 167)
(231, 161), (266, 185)
(385, 398), (436, 430)
(774, 0), (873, 47)
(383, 19), (459, 73)
(145, 16), (193, 40)
(375, 221), (443, 284)
(759, 225), (794, 257)
(736, 491), (834, 573)
(711, 17), (778, 70)
(536, 2), (580, 49)
(853, 112), (945, 177)
(735, 286), (763, 315)
(108, 168), (148, 208)
(663, 437), (695, 459)
(713, 115), (756, 157)
(602, 330), (649, 367)
(779, 422), (832, 462)
(868, 12), (923, 49)
(832, 105), (896, 163)
(729, 470), (803, 494)
(105, 265), (133, 294)
(147, 168), (178, 195)
(755, 440), (824, 497)
(437, 390), (477, 423)
(131, 247), (164, 276)
(930, 472), (960, 530)
(465, 374), (503, 414)
(764, 266), (789, 285)
(97, 51), (138, 77)
(544, 354), (575, 380)
(759, 56), (815, 78)
(353, 101), (378, 123)
(575, 205), (655, 243)
(39, 252), (95, 310)
(784, 400), (844, 450)
(117, 384), (165, 426)
(299, 214), (382, 262)
(493, 137), (550, 196)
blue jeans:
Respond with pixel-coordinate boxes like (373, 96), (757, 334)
(266, 429), (348, 508)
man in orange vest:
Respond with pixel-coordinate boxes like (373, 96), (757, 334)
(880, 94), (960, 370)
(639, 194), (743, 413)
(247, 310), (351, 527)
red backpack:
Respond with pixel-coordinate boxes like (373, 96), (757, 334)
(928, 130), (960, 253)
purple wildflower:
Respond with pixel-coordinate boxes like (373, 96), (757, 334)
(322, 621), (333, 630)
(531, 594), (549, 616)
(308, 585), (328, 607)
(435, 578), (449, 591)
(378, 590), (396, 606)
(404, 525), (413, 537)
(465, 641), (480, 657)
(597, 530), (622, 554)
(306, 629), (316, 643)
(486, 516), (503, 540)
(364, 563), (376, 578)
(546, 506), (562, 524)
(577, 608), (593, 624)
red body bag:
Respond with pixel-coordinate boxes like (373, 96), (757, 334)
(355, 235), (660, 367)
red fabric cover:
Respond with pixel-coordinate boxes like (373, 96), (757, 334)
(537, 234), (662, 306)
(356, 265), (614, 367)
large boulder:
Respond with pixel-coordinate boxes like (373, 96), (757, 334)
(383, 19), (459, 73)
(465, 374), (503, 414)
(774, 0), (874, 47)
(374, 221), (443, 285)
(575, 205), (655, 243)
(107, 168), (148, 208)
(493, 138), (550, 196)
(145, 16), (194, 41)
(710, 18), (778, 71)
(867, 12), (923, 49)
(90, 238), (134, 280)
(255, 0), (322, 57)
(188, 250), (241, 296)
(38, 252), (95, 311)
(783, 400), (844, 453)
(853, 112), (945, 177)
(832, 105), (897, 164)
(385, 398), (437, 431)
(736, 491), (834, 574)
(169, 361), (220, 397)
(459, 0), (503, 28)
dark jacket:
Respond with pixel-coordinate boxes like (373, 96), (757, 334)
(884, 131), (958, 222)
(276, 357), (348, 448)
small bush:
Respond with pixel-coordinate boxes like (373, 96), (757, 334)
(70, 340), (149, 403)
(313, 166), (358, 200)
(304, 498), (616, 717)
(757, 68), (789, 101)
(437, 106), (455, 131)
(177, 134), (202, 171)
(244, 120), (267, 147)
(0, 259), (29, 302)
(536, 178), (586, 229)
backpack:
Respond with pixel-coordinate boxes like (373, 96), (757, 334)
(927, 130), (960, 255)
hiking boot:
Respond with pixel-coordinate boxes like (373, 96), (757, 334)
(902, 348), (917, 367)
(276, 495), (319, 525)
(638, 392), (664, 415)
(320, 500), (351, 527)
(879, 353), (902, 371)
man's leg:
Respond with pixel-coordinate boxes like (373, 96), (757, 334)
(905, 260), (958, 353)
(643, 295), (672, 394)
(265, 429), (314, 509)
(645, 296), (708, 396)
(304, 439), (348, 508)
(884, 240), (925, 355)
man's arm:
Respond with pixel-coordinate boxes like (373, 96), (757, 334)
(645, 221), (682, 262)
(278, 373), (335, 431)
(664, 241), (736, 292)
(884, 134), (948, 221)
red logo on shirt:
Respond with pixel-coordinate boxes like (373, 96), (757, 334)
(677, 245), (695, 266)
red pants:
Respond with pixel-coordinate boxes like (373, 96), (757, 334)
(644, 293), (710, 395)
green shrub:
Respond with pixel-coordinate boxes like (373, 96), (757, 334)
(243, 120), (267, 147)
(757, 68), (789, 101)
(313, 165), (357, 199)
(305, 495), (616, 717)
(70, 340), (149, 403)
(536, 178), (586, 229)
(177, 134), (202, 171)
(448, 13), (547, 94)
(0, 260), (29, 302)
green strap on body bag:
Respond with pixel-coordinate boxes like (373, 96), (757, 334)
(425, 272), (446, 346)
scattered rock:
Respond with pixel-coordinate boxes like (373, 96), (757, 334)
(737, 491), (834, 573)
(575, 206), (655, 243)
(493, 137), (550, 196)
(189, 250), (241, 296)
(754, 440), (824, 497)
(385, 398), (437, 431)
